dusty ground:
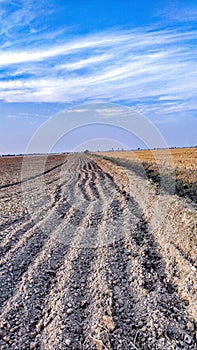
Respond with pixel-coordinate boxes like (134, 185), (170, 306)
(0, 153), (196, 350)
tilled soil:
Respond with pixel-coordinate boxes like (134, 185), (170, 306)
(0, 154), (196, 350)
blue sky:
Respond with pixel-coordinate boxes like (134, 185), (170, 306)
(0, 0), (197, 153)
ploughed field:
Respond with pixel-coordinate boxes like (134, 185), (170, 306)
(0, 153), (196, 350)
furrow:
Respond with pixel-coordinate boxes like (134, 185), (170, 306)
(0, 158), (90, 349)
(1, 155), (196, 350)
(0, 158), (82, 309)
(38, 159), (109, 349)
(0, 156), (82, 259)
(80, 176), (129, 349)
(38, 205), (102, 349)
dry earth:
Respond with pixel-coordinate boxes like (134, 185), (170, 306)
(0, 153), (196, 350)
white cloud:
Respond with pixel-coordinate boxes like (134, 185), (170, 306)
(94, 106), (131, 117)
(55, 54), (113, 71)
(0, 24), (196, 122)
(66, 108), (89, 113)
(0, 33), (129, 66)
(158, 95), (182, 101)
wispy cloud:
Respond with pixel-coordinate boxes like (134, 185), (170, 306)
(0, 1), (196, 123)
(159, 4), (197, 24)
(1, 31), (136, 67)
(55, 54), (113, 71)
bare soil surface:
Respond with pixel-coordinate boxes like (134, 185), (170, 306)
(0, 154), (196, 349)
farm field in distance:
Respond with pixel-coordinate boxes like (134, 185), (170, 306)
(99, 147), (197, 205)
(99, 147), (197, 169)
(0, 150), (196, 349)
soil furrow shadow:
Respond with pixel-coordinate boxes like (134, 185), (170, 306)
(171, 243), (197, 269)
(0, 214), (30, 237)
(0, 158), (91, 349)
(0, 175), (69, 256)
(78, 170), (91, 201)
(0, 209), (47, 258)
(0, 158), (82, 310)
(38, 160), (108, 349)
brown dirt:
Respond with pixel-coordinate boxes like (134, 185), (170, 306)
(0, 154), (196, 350)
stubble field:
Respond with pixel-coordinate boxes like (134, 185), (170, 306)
(0, 151), (196, 350)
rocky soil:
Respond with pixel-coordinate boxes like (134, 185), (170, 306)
(0, 154), (196, 349)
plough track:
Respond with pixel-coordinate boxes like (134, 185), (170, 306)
(0, 154), (196, 350)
